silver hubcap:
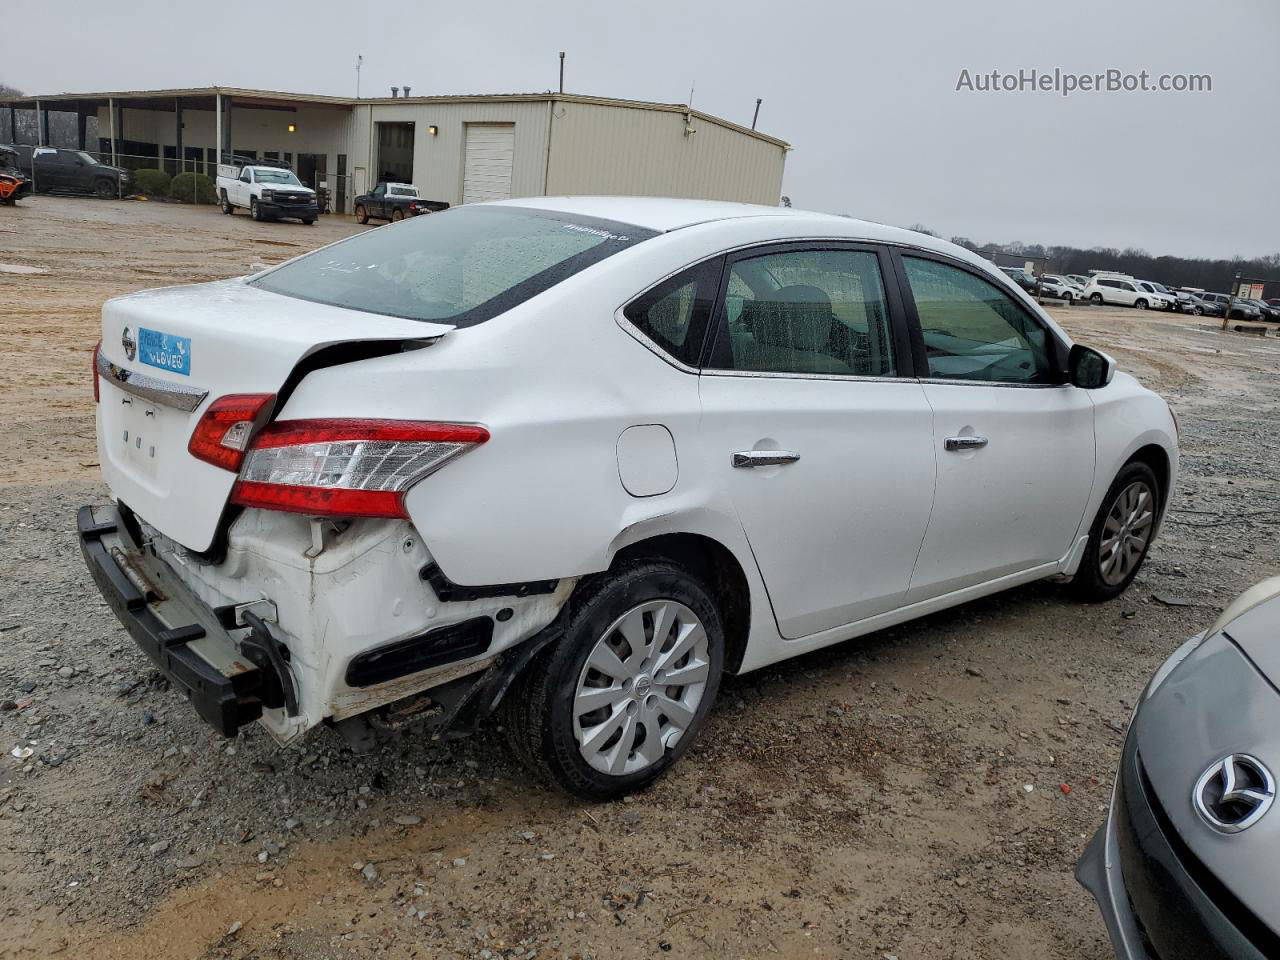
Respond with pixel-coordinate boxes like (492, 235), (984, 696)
(573, 599), (710, 776)
(1099, 481), (1154, 585)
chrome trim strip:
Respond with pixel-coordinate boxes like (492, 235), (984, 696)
(702, 368), (917, 384)
(919, 377), (1069, 390)
(96, 353), (208, 413)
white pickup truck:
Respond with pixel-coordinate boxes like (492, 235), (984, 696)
(216, 160), (319, 224)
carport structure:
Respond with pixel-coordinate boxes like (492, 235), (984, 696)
(0, 87), (356, 210)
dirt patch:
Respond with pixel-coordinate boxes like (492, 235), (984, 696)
(1, 198), (1279, 959)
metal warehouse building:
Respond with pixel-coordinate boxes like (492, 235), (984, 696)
(0, 87), (789, 214)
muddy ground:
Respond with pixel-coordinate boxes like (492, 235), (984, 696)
(1, 196), (1277, 960)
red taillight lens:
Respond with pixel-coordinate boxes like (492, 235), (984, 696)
(92, 340), (102, 403)
(230, 419), (489, 519)
(187, 394), (276, 471)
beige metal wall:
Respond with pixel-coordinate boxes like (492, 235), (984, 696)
(544, 101), (786, 205)
(352, 100), (552, 204)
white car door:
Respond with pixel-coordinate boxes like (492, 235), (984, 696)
(894, 253), (1095, 601)
(696, 244), (936, 639)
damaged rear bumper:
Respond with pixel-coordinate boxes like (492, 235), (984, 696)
(77, 504), (273, 736)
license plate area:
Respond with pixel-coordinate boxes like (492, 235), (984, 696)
(114, 395), (180, 480)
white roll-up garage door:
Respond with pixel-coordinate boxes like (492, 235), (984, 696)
(462, 124), (515, 204)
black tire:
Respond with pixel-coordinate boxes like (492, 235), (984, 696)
(355, 204), (368, 225)
(94, 179), (116, 199)
(503, 559), (725, 800)
(250, 198), (261, 221)
(391, 207), (405, 222)
(1134, 298), (1148, 310)
(1193, 306), (1204, 316)
(220, 191), (234, 215)
(1070, 461), (1160, 602)
(1090, 293), (1104, 305)
(302, 218), (315, 225)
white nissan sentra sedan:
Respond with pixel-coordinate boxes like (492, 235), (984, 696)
(81, 198), (1178, 798)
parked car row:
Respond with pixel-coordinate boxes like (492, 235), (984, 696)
(995, 265), (1274, 321)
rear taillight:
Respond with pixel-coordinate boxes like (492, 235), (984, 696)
(92, 340), (102, 403)
(187, 394), (276, 471)
(229, 419), (489, 519)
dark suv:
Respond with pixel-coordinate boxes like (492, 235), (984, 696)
(6, 145), (132, 199)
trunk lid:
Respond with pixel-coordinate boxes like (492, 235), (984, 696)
(97, 278), (452, 551)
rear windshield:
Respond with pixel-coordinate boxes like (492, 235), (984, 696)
(251, 205), (656, 325)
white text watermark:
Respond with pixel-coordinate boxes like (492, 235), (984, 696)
(955, 68), (1211, 97)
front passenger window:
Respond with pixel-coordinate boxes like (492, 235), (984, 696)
(902, 257), (1053, 385)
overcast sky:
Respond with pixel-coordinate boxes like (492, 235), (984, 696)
(3, 0), (1276, 258)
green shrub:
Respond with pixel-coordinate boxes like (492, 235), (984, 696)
(132, 168), (172, 197)
(169, 172), (216, 205)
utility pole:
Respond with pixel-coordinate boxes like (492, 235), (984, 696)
(356, 55), (363, 99)
(559, 52), (565, 93)
(751, 98), (762, 130)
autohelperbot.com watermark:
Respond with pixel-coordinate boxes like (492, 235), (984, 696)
(955, 68), (1212, 97)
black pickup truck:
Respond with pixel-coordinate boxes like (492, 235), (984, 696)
(353, 182), (449, 224)
(4, 145), (132, 198)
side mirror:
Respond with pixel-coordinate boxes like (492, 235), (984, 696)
(1068, 344), (1115, 389)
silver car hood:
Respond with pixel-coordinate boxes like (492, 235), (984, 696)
(1138, 611), (1280, 933)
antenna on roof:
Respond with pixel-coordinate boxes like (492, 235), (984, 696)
(355, 55), (363, 99)
(688, 80), (695, 107)
(751, 98), (762, 130)
(559, 52), (565, 94)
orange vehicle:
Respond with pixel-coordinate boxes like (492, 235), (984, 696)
(0, 145), (31, 205)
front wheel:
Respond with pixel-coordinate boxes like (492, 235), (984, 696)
(250, 198), (261, 221)
(94, 179), (116, 199)
(1193, 306), (1204, 316)
(1134, 298), (1148, 310)
(1070, 461), (1160, 602)
(504, 560), (725, 800)
(355, 204), (368, 224)
(1063, 291), (1073, 301)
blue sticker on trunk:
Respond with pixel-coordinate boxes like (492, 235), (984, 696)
(137, 327), (191, 376)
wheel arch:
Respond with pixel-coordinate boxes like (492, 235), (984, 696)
(607, 532), (752, 675)
(1126, 442), (1172, 515)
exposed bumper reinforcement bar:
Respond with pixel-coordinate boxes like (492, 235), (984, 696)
(77, 504), (269, 737)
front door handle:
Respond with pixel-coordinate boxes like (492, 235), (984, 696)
(944, 436), (988, 452)
(732, 450), (801, 468)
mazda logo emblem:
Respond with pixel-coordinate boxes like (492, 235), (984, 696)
(1194, 754), (1276, 833)
(122, 326), (136, 362)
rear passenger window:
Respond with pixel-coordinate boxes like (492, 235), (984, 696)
(622, 259), (721, 367)
(902, 257), (1053, 384)
(708, 249), (897, 377)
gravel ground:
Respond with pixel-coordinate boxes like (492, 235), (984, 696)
(1, 196), (1278, 960)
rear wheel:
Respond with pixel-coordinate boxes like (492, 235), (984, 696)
(391, 207), (405, 222)
(1071, 461), (1159, 602)
(504, 560), (724, 800)
(220, 191), (234, 215)
(355, 204), (368, 224)
(302, 218), (315, 225)
(1090, 293), (1103, 305)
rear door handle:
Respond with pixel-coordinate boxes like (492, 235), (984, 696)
(732, 450), (801, 468)
(944, 436), (988, 451)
